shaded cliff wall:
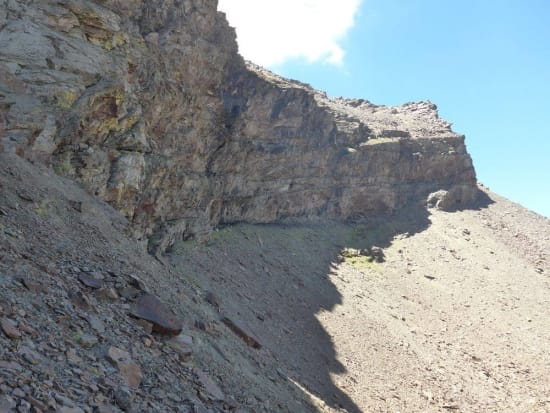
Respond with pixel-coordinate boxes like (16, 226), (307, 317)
(0, 0), (476, 252)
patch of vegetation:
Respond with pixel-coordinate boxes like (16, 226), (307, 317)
(71, 329), (83, 342)
(345, 255), (380, 271)
(55, 89), (79, 109)
(53, 159), (73, 176)
(34, 200), (49, 217)
(339, 246), (384, 272)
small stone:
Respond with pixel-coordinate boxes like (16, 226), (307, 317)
(12, 388), (25, 398)
(18, 323), (37, 335)
(0, 395), (16, 412)
(21, 278), (44, 293)
(17, 190), (34, 202)
(132, 318), (153, 335)
(196, 370), (224, 401)
(167, 336), (193, 362)
(204, 291), (220, 309)
(18, 398), (31, 412)
(19, 347), (42, 365)
(69, 290), (91, 310)
(97, 288), (118, 300)
(221, 317), (261, 349)
(127, 275), (146, 291)
(113, 388), (133, 412)
(1, 317), (21, 339)
(90, 271), (105, 280)
(0, 360), (23, 371)
(117, 286), (140, 300)
(66, 348), (82, 364)
(54, 394), (75, 407)
(28, 396), (48, 412)
(87, 315), (105, 333)
(78, 274), (103, 289)
(106, 347), (142, 388)
(130, 293), (183, 335)
(68, 200), (82, 212)
(79, 334), (98, 348)
(58, 407), (85, 413)
(96, 403), (117, 413)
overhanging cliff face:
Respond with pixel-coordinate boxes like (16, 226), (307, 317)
(0, 0), (477, 252)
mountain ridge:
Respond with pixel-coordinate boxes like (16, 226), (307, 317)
(1, 0), (476, 254)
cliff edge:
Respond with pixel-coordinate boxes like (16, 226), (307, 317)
(0, 0), (477, 253)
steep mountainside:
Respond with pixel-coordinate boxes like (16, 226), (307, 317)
(1, 152), (549, 413)
(2, 2), (547, 413)
(1, 0), (476, 253)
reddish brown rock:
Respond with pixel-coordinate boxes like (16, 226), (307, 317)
(130, 293), (183, 335)
(1, 317), (21, 339)
(21, 278), (45, 293)
(18, 323), (37, 336)
(106, 346), (142, 388)
(221, 317), (262, 349)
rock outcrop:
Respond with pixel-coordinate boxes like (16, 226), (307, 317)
(0, 0), (477, 252)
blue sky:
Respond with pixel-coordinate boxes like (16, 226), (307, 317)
(219, 0), (550, 218)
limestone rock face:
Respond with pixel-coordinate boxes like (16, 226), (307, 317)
(0, 0), (477, 252)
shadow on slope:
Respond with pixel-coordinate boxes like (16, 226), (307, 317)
(168, 200), (470, 412)
(168, 188), (494, 412)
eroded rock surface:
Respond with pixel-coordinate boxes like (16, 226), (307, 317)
(0, 0), (477, 253)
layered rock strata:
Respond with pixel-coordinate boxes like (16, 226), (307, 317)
(0, 0), (477, 252)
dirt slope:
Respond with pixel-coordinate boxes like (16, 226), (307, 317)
(1, 151), (549, 413)
(170, 189), (550, 413)
(0, 152), (321, 413)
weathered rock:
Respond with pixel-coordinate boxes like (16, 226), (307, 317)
(106, 346), (142, 388)
(196, 369), (224, 401)
(0, 0), (477, 254)
(87, 314), (105, 333)
(167, 333), (194, 362)
(113, 387), (133, 412)
(96, 404), (117, 413)
(130, 293), (183, 335)
(78, 333), (99, 348)
(97, 287), (119, 300)
(117, 286), (140, 300)
(0, 395), (16, 412)
(221, 317), (261, 349)
(78, 273), (103, 289)
(19, 346), (42, 365)
(18, 322), (37, 336)
(204, 291), (220, 309)
(21, 278), (45, 293)
(0, 317), (21, 339)
(0, 361), (23, 371)
(427, 184), (478, 211)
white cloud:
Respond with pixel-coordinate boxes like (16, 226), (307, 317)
(217, 0), (362, 67)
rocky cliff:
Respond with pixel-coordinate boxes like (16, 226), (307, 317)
(0, 0), (477, 252)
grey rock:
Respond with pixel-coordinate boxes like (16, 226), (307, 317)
(130, 293), (183, 335)
(113, 388), (132, 412)
(86, 315), (106, 333)
(0, 395), (16, 413)
(78, 333), (98, 348)
(0, 0), (477, 255)
(195, 370), (224, 401)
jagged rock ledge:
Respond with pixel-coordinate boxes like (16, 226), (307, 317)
(0, 0), (477, 253)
